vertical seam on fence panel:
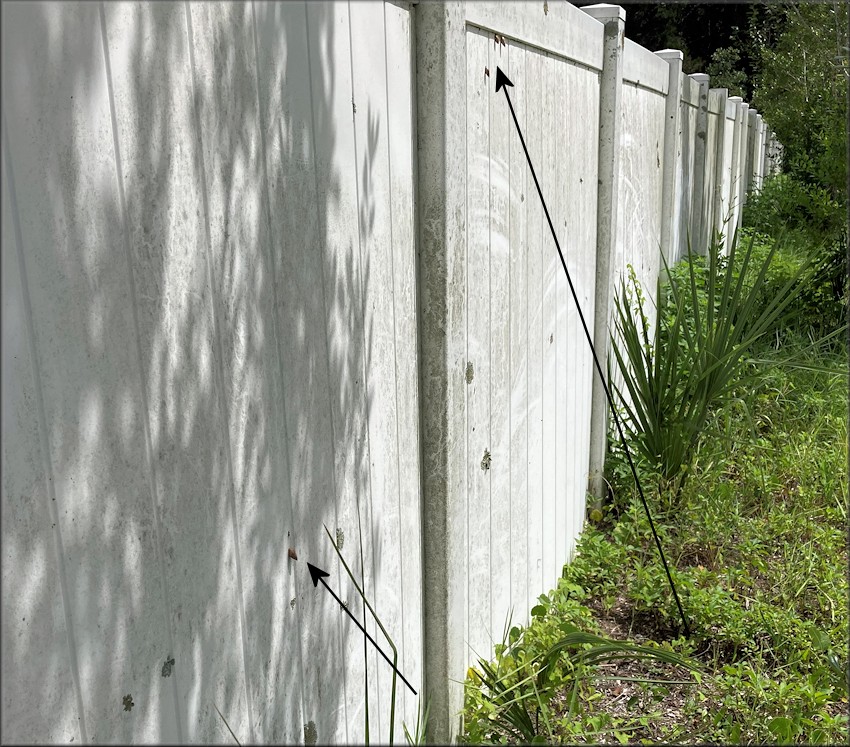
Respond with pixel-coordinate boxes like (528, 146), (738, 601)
(507, 41), (513, 621)
(487, 29), (494, 652)
(463, 23), (471, 674)
(538, 48), (545, 608)
(382, 0), (408, 726)
(347, 0), (379, 736)
(304, 4), (350, 740)
(523, 48), (528, 616)
(408, 0), (428, 704)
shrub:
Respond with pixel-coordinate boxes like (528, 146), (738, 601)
(743, 174), (848, 334)
(744, 174), (844, 242)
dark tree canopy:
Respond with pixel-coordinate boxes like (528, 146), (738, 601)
(573, 1), (846, 196)
(571, 0), (784, 98)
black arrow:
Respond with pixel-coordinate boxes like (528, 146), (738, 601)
(494, 67), (690, 636)
(495, 67), (513, 93)
(306, 562), (417, 695)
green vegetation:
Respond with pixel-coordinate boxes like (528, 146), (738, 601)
(610, 232), (812, 500)
(621, 0), (848, 194)
(403, 697), (431, 746)
(462, 610), (699, 744)
(743, 178), (847, 340)
(706, 46), (747, 99)
(623, 0), (848, 332)
(747, 1), (847, 336)
(750, 2), (848, 206)
(460, 225), (848, 744)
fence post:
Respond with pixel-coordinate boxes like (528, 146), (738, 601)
(736, 102), (750, 219)
(771, 134), (779, 174)
(657, 49), (684, 266)
(709, 90), (728, 247)
(762, 129), (770, 180)
(581, 3), (626, 508)
(753, 113), (764, 192)
(719, 96), (741, 252)
(770, 132), (777, 175)
(744, 107), (759, 201)
(689, 73), (710, 256)
(762, 119), (769, 182)
(413, 1), (469, 742)
(727, 97), (742, 202)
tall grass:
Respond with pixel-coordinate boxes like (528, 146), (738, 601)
(324, 523), (400, 745)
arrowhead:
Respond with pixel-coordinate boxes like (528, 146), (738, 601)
(495, 67), (513, 93)
(307, 562), (330, 587)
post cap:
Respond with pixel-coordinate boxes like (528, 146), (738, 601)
(655, 49), (684, 62)
(582, 4), (626, 23)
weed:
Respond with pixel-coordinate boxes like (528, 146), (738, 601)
(461, 604), (698, 743)
(403, 697), (430, 746)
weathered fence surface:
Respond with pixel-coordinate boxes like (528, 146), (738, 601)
(2, 1), (420, 743)
(417, 2), (605, 734)
(1, 1), (780, 743)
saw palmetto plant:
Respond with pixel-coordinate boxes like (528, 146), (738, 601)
(611, 230), (814, 503)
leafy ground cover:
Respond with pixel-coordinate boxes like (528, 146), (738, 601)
(461, 230), (848, 744)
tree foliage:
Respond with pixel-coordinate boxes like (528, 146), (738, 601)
(605, 1), (847, 205)
(706, 46), (747, 99)
(751, 1), (848, 202)
(577, 1), (768, 95)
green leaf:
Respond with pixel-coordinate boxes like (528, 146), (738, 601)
(810, 627), (831, 651)
(767, 716), (793, 743)
(610, 229), (815, 488)
(729, 722), (741, 743)
(810, 728), (828, 744)
(531, 605), (547, 618)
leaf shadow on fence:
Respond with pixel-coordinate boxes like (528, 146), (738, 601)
(1, 1), (394, 744)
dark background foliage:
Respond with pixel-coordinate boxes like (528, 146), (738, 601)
(574, 0), (848, 324)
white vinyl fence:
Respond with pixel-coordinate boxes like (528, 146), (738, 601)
(2, 1), (781, 743)
(2, 2), (420, 743)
